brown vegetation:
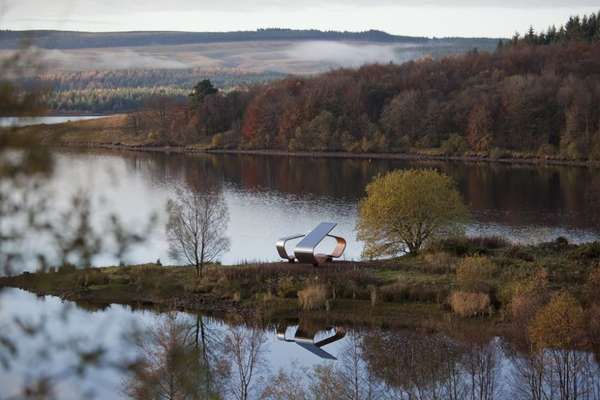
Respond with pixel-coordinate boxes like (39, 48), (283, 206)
(297, 284), (328, 311)
(528, 291), (587, 349)
(15, 13), (600, 164)
(455, 255), (496, 292)
(449, 291), (491, 318)
(2, 238), (600, 349)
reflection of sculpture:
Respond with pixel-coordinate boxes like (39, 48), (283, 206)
(276, 222), (346, 266)
(276, 323), (346, 360)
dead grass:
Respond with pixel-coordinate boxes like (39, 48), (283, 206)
(298, 284), (328, 311)
(449, 291), (491, 318)
(423, 251), (457, 273)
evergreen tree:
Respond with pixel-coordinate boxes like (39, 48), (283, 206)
(189, 79), (218, 109)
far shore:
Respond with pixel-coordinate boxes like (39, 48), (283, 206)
(5, 114), (600, 168)
(54, 142), (600, 168)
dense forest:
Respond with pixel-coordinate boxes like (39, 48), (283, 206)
(32, 69), (283, 113)
(140, 11), (600, 161)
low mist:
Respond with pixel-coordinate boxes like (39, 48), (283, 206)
(38, 48), (191, 71)
(285, 41), (426, 69)
(0, 40), (436, 73)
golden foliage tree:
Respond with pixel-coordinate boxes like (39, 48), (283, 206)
(528, 291), (586, 350)
(357, 169), (468, 257)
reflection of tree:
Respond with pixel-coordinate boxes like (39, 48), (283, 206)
(510, 348), (600, 400)
(193, 314), (223, 397)
(362, 329), (501, 400)
(310, 333), (383, 400)
(461, 339), (499, 400)
(105, 148), (600, 235)
(363, 330), (465, 399)
(221, 324), (267, 400)
(126, 313), (219, 400)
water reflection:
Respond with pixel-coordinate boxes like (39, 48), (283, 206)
(2, 288), (600, 399)
(276, 322), (346, 360)
(0, 116), (106, 127)
(43, 149), (600, 266)
(508, 346), (600, 400)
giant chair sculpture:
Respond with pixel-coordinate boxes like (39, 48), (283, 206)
(276, 222), (346, 266)
(276, 323), (346, 360)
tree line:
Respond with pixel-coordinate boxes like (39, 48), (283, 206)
(502, 10), (600, 47)
(175, 42), (600, 161)
(0, 28), (495, 49)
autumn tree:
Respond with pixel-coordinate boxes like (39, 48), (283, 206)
(380, 90), (424, 146)
(466, 102), (493, 151)
(357, 169), (468, 257)
(528, 291), (586, 350)
(166, 187), (230, 277)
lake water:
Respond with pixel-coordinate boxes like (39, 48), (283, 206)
(21, 148), (600, 267)
(3, 149), (600, 399)
(0, 115), (107, 127)
(1, 288), (598, 400)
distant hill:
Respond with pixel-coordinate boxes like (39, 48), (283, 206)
(0, 28), (503, 114)
(0, 28), (499, 49)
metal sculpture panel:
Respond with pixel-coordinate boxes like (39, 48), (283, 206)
(276, 222), (346, 266)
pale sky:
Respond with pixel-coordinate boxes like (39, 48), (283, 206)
(1, 0), (599, 37)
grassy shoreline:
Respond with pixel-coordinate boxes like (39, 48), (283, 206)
(5, 115), (600, 168)
(2, 237), (599, 347)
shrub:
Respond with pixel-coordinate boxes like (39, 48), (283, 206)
(423, 251), (457, 274)
(449, 291), (491, 318)
(456, 256), (496, 292)
(441, 134), (468, 156)
(505, 246), (535, 262)
(433, 236), (509, 256)
(573, 242), (600, 260)
(528, 291), (586, 349)
(509, 269), (549, 326)
(368, 285), (377, 307)
(585, 267), (600, 304)
(489, 147), (510, 160)
(380, 281), (449, 304)
(590, 133), (600, 161)
(298, 284), (328, 311)
(79, 270), (109, 287)
(276, 276), (298, 298)
(589, 305), (600, 347)
(210, 132), (224, 148)
(57, 264), (77, 274)
(537, 143), (556, 158)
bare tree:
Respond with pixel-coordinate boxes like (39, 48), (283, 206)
(166, 187), (230, 277)
(222, 326), (267, 400)
(126, 314), (213, 400)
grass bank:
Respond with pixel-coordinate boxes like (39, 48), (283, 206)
(2, 237), (599, 346)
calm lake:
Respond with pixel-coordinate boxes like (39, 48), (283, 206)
(3, 148), (600, 399)
(1, 288), (598, 400)
(0, 115), (107, 127)
(24, 148), (600, 267)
